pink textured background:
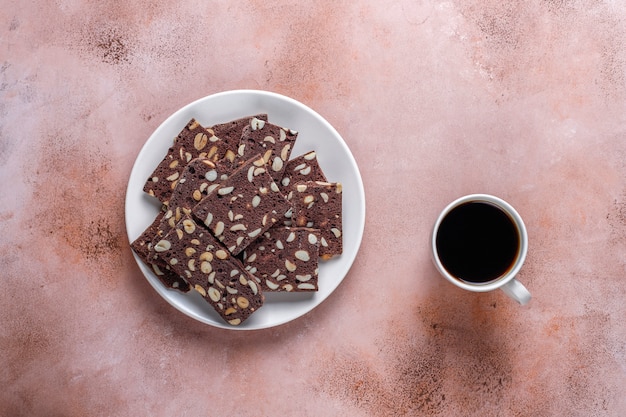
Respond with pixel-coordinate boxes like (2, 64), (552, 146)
(2, 1), (626, 416)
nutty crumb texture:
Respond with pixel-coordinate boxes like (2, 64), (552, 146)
(132, 115), (343, 325)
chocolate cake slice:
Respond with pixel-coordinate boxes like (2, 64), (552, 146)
(279, 150), (327, 226)
(243, 226), (321, 292)
(152, 215), (263, 326)
(290, 181), (343, 260)
(130, 211), (190, 292)
(166, 158), (232, 220)
(191, 154), (291, 256)
(143, 115), (267, 204)
(235, 117), (298, 183)
(279, 151), (327, 192)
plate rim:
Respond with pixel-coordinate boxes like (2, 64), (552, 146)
(125, 89), (365, 330)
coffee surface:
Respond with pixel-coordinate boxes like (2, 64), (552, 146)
(436, 202), (519, 283)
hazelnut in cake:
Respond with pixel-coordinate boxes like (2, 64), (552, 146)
(152, 215), (263, 326)
(243, 226), (321, 292)
(235, 117), (297, 183)
(290, 181), (343, 260)
(143, 115), (267, 204)
(130, 211), (190, 292)
(191, 154), (291, 256)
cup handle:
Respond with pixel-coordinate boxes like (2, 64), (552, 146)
(500, 278), (531, 305)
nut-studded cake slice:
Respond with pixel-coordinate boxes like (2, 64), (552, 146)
(279, 150), (327, 226)
(166, 158), (232, 219)
(143, 115), (267, 204)
(152, 215), (263, 326)
(212, 114), (268, 156)
(279, 151), (327, 191)
(236, 117), (297, 183)
(130, 212), (190, 292)
(151, 158), (233, 254)
(243, 227), (321, 292)
(191, 154), (291, 256)
(291, 181), (343, 260)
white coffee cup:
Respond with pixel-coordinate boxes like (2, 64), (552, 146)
(430, 194), (531, 305)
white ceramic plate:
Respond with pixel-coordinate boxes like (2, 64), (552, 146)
(125, 90), (365, 330)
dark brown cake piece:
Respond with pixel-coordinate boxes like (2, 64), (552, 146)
(147, 154), (229, 261)
(152, 215), (263, 326)
(148, 158), (231, 255)
(279, 150), (327, 226)
(143, 115), (267, 204)
(291, 181), (343, 260)
(130, 211), (190, 292)
(243, 227), (321, 292)
(131, 211), (166, 261)
(146, 261), (191, 292)
(279, 151), (327, 191)
(236, 117), (298, 183)
(142, 119), (216, 204)
(212, 114), (268, 156)
(192, 154), (292, 256)
(166, 158), (232, 219)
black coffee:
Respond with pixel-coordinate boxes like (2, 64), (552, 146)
(435, 201), (519, 283)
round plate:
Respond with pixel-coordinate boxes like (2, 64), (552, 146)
(125, 90), (365, 330)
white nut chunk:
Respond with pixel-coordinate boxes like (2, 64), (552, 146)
(182, 219), (196, 234)
(218, 186), (235, 195)
(295, 250), (310, 262)
(208, 286), (221, 302)
(154, 240), (171, 252)
(266, 280), (280, 290)
(194, 132), (208, 150)
(285, 259), (297, 272)
(194, 284), (207, 297)
(205, 170), (218, 181)
(250, 118), (266, 130)
(272, 156), (284, 172)
(215, 249), (229, 260)
(214, 221), (225, 236)
(297, 283), (316, 290)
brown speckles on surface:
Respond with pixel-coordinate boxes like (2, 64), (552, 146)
(453, 0), (626, 110)
(317, 282), (626, 416)
(256, 2), (355, 102)
(4, 315), (55, 384)
(69, 18), (138, 69)
(9, 16), (20, 31)
(24, 127), (127, 290)
(466, 2), (527, 51)
(315, 285), (522, 416)
(317, 350), (394, 413)
(607, 191), (626, 253)
(93, 27), (132, 65)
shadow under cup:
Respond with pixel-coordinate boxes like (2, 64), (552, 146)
(433, 198), (524, 286)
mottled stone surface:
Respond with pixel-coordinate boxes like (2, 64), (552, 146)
(1, 1), (625, 416)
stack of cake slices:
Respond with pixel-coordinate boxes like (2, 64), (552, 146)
(131, 115), (343, 326)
